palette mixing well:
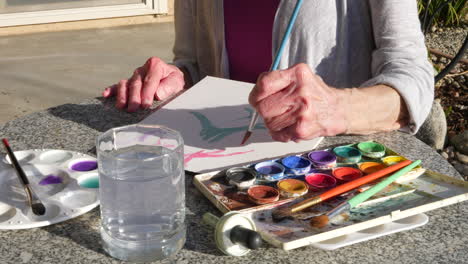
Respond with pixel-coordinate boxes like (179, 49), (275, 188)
(0, 149), (100, 229)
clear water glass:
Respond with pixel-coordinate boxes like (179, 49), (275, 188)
(97, 124), (185, 262)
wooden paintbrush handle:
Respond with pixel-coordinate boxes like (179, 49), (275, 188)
(2, 138), (30, 185)
(290, 196), (323, 213)
(290, 160), (412, 212)
(319, 160), (412, 201)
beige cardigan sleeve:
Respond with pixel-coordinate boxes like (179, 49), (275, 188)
(172, 0), (200, 83)
(362, 0), (435, 133)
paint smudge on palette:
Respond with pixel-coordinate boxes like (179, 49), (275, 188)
(224, 190), (255, 210)
(205, 181), (227, 196)
(205, 181), (257, 210)
(39, 175), (62, 185)
(349, 191), (438, 222)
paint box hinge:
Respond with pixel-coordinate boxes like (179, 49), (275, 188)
(390, 210), (402, 219)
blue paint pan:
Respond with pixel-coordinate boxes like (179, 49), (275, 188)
(281, 156), (312, 175)
(254, 161), (286, 182)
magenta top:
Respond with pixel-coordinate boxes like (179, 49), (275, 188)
(224, 0), (280, 83)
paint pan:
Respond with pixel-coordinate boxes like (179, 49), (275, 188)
(281, 156), (312, 175)
(333, 146), (362, 164)
(254, 161), (285, 182)
(247, 185), (279, 205)
(359, 162), (387, 175)
(381, 156), (407, 166)
(277, 179), (309, 198)
(308, 151), (337, 169)
(77, 173), (100, 188)
(226, 167), (257, 190)
(332, 167), (363, 182)
(357, 142), (386, 158)
(305, 173), (337, 191)
(69, 160), (98, 172)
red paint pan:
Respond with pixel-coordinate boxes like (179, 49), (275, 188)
(332, 167), (363, 182)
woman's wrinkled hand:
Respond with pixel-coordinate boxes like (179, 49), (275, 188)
(248, 63), (348, 142)
(103, 57), (185, 112)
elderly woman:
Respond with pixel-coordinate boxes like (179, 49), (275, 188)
(103, 0), (434, 142)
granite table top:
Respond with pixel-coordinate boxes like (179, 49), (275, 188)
(0, 98), (466, 264)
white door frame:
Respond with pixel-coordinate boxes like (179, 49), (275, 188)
(0, 0), (167, 27)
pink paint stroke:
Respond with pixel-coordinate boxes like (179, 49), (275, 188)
(184, 149), (254, 166)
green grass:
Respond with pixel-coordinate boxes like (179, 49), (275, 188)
(418, 0), (468, 27)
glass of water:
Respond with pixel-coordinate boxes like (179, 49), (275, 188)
(97, 124), (185, 262)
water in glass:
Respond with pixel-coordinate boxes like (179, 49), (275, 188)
(98, 126), (185, 262)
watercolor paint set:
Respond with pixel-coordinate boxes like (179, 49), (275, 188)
(0, 149), (100, 229)
(194, 141), (468, 250)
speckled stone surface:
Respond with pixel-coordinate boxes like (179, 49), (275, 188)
(0, 98), (466, 264)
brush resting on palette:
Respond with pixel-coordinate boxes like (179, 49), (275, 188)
(310, 160), (422, 228)
(271, 159), (413, 222)
(2, 139), (46, 216)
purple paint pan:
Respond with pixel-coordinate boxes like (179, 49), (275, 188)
(308, 150), (337, 169)
(70, 160), (98, 172)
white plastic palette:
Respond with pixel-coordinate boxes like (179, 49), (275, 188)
(0, 149), (100, 230)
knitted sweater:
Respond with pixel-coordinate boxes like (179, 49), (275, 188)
(172, 0), (434, 134)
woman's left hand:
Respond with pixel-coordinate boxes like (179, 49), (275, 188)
(249, 63), (348, 142)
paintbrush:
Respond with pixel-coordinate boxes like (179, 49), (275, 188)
(310, 160), (422, 228)
(240, 0), (305, 146)
(271, 160), (412, 222)
(2, 139), (46, 216)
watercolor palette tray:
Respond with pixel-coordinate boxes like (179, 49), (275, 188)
(0, 149), (100, 230)
(193, 142), (468, 250)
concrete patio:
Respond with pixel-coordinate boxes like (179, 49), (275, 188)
(0, 21), (174, 124)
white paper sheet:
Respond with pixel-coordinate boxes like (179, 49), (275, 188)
(141, 76), (323, 173)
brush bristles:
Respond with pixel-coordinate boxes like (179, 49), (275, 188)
(32, 203), (46, 216)
(240, 131), (252, 146)
(309, 215), (329, 228)
(271, 208), (293, 222)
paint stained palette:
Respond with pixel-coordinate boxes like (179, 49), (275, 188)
(194, 142), (468, 250)
(0, 149), (99, 230)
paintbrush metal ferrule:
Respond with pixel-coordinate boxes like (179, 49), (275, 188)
(240, 113), (259, 145)
(23, 185), (45, 215)
(23, 186), (34, 207)
(247, 112), (259, 132)
(290, 196), (323, 213)
(326, 201), (351, 220)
